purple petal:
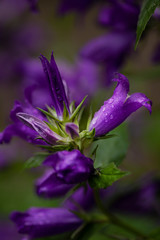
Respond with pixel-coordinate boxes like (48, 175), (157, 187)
(36, 169), (74, 198)
(65, 123), (79, 139)
(11, 207), (82, 238)
(44, 150), (94, 184)
(89, 74), (152, 136)
(16, 112), (62, 144)
(40, 53), (70, 118)
(123, 93), (152, 115)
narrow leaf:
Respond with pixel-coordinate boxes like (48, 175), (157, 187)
(37, 107), (60, 122)
(24, 152), (49, 168)
(69, 96), (87, 121)
(135, 0), (160, 49)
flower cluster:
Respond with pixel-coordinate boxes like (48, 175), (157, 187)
(1, 52), (152, 239)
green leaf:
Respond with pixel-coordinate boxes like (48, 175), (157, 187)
(69, 96), (87, 121)
(91, 124), (128, 169)
(63, 102), (69, 120)
(37, 107), (60, 122)
(24, 152), (49, 168)
(135, 0), (160, 49)
(89, 163), (129, 189)
(86, 106), (93, 130)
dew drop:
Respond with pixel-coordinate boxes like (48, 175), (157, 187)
(108, 99), (113, 104)
(102, 106), (105, 112)
(110, 114), (113, 119)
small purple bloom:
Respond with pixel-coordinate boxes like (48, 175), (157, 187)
(11, 207), (82, 238)
(89, 73), (152, 137)
(36, 169), (74, 198)
(40, 53), (70, 118)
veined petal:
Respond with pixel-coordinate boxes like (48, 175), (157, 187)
(16, 113), (62, 144)
(40, 53), (70, 118)
(123, 93), (152, 115)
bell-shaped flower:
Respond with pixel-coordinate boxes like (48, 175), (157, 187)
(36, 150), (94, 198)
(11, 207), (82, 238)
(89, 73), (152, 137)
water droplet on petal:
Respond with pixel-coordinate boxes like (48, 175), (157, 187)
(110, 114), (113, 119)
(102, 106), (105, 112)
(108, 99), (113, 104)
(92, 119), (97, 125)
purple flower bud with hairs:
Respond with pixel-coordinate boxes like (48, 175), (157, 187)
(89, 73), (152, 137)
(11, 207), (82, 238)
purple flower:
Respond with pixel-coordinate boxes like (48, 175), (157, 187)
(0, 53), (71, 145)
(98, 0), (139, 31)
(89, 73), (152, 137)
(80, 32), (134, 85)
(36, 150), (94, 198)
(11, 207), (82, 238)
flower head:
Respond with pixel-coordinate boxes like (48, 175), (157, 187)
(36, 150), (94, 198)
(89, 73), (152, 137)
